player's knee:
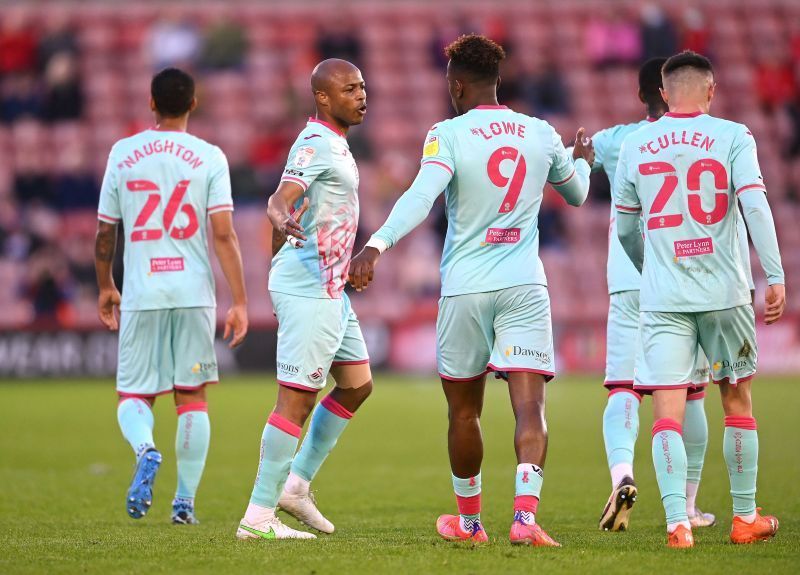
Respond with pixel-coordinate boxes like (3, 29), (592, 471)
(175, 387), (207, 405)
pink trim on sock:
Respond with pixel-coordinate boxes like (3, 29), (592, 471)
(176, 402), (208, 415)
(724, 416), (757, 430)
(652, 418), (682, 436)
(514, 495), (539, 513)
(456, 493), (481, 516)
(320, 395), (354, 419)
(267, 412), (301, 437)
(117, 397), (151, 407)
(608, 388), (642, 401)
(687, 390), (706, 401)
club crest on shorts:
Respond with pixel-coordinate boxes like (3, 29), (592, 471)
(308, 367), (324, 382)
(738, 338), (752, 359)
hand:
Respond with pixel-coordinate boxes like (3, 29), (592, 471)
(572, 127), (594, 166)
(764, 283), (785, 325)
(273, 198), (309, 248)
(223, 303), (248, 348)
(98, 287), (121, 331)
(347, 246), (381, 292)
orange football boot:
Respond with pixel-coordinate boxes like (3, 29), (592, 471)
(730, 509), (779, 544)
(436, 514), (489, 543)
(667, 525), (694, 548)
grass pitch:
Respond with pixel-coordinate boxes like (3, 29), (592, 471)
(1, 375), (798, 574)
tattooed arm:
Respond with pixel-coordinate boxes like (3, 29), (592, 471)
(95, 221), (122, 330)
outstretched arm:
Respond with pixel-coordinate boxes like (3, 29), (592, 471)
(348, 162), (453, 291)
(549, 128), (593, 207)
(738, 189), (785, 324)
(94, 221), (121, 330)
(210, 211), (249, 347)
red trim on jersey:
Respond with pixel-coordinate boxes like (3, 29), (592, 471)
(98, 213), (121, 223)
(548, 170), (575, 186)
(486, 364), (555, 383)
(646, 116), (658, 122)
(280, 176), (309, 191)
(736, 184), (766, 196)
(687, 390), (706, 401)
(208, 203), (234, 213)
(634, 382), (694, 391)
(439, 370), (490, 382)
(712, 374), (754, 386)
(176, 402), (208, 415)
(664, 111), (704, 118)
(615, 204), (641, 213)
(308, 117), (346, 137)
(421, 160), (454, 176)
(118, 389), (173, 399)
(474, 105), (509, 110)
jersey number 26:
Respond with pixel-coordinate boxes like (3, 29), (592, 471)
(126, 179), (199, 242)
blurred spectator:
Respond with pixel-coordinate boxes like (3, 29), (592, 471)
(639, 4), (678, 60)
(586, 12), (641, 68)
(517, 52), (570, 117)
(147, 12), (200, 70)
(316, 16), (362, 66)
(679, 7), (710, 55)
(42, 53), (83, 121)
(52, 125), (98, 209)
(538, 192), (567, 250)
(1, 73), (42, 123)
(200, 19), (248, 70)
(0, 11), (38, 74)
(37, 11), (78, 71)
(753, 50), (797, 113)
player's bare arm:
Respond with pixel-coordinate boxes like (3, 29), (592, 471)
(617, 211), (644, 273)
(210, 211), (249, 348)
(267, 182), (309, 248)
(94, 220), (121, 331)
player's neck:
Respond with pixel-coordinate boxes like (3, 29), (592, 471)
(646, 106), (667, 121)
(462, 93), (500, 114)
(667, 101), (710, 115)
(154, 115), (189, 132)
(314, 112), (348, 137)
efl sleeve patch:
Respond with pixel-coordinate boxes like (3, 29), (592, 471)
(293, 146), (317, 168)
(423, 135), (440, 157)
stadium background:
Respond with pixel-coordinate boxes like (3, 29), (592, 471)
(0, 0), (798, 378)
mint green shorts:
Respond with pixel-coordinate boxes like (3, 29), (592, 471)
(117, 307), (218, 398)
(635, 304), (756, 391)
(606, 290), (710, 389)
(437, 284), (555, 382)
(271, 291), (368, 392)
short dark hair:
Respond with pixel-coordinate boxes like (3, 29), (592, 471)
(639, 57), (667, 100)
(151, 68), (195, 118)
(662, 50), (714, 77)
(444, 34), (506, 83)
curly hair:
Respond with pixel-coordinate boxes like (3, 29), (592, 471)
(444, 34), (506, 82)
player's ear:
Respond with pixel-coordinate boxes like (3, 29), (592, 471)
(149, 97), (157, 113)
(658, 87), (669, 106)
(314, 90), (329, 109)
(189, 97), (198, 113)
(637, 89), (646, 105)
(707, 81), (716, 103)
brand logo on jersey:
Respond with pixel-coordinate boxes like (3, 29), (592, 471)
(309, 368), (324, 382)
(674, 237), (714, 258)
(284, 168), (304, 177)
(277, 361), (299, 375)
(293, 146), (316, 168)
(713, 358), (749, 373)
(303, 134), (321, 140)
(150, 257), (184, 273)
(504, 346), (551, 364)
(738, 339), (752, 359)
(191, 361), (217, 374)
(483, 227), (521, 245)
(423, 135), (439, 157)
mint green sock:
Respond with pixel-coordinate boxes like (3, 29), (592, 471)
(652, 420), (688, 525)
(724, 417), (758, 516)
(683, 397), (708, 485)
(250, 414), (300, 508)
(175, 406), (210, 501)
(117, 398), (155, 457)
(603, 391), (640, 469)
(291, 395), (352, 482)
(453, 472), (481, 523)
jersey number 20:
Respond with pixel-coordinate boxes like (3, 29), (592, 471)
(126, 179), (199, 242)
(640, 159), (729, 230)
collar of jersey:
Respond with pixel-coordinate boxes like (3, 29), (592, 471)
(664, 111), (706, 118)
(307, 117), (346, 137)
(473, 105), (509, 110)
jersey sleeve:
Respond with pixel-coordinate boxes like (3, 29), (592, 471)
(547, 128), (578, 185)
(419, 124), (455, 176)
(280, 137), (329, 192)
(207, 147), (234, 215)
(613, 139), (641, 213)
(731, 125), (766, 197)
(590, 129), (607, 174)
(97, 148), (122, 224)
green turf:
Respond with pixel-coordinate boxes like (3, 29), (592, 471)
(1, 375), (798, 574)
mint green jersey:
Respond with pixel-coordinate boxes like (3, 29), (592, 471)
(375, 105), (587, 297)
(97, 130), (233, 311)
(592, 119), (655, 294)
(269, 118), (360, 299)
(614, 112), (762, 312)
